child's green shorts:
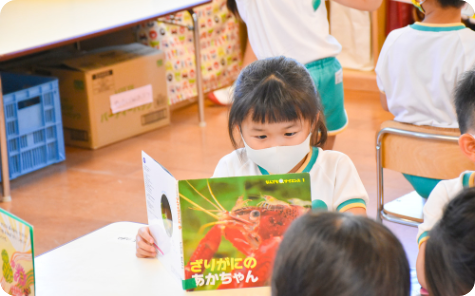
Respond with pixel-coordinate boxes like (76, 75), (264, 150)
(305, 57), (348, 135)
(403, 174), (442, 199)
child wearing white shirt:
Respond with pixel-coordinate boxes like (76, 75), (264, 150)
(376, 0), (475, 199)
(423, 188), (475, 296)
(416, 68), (475, 290)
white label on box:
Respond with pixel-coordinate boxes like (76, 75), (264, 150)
(110, 84), (153, 114)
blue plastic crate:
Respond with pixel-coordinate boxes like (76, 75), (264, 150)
(0, 72), (65, 181)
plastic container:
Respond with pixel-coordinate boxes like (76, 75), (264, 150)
(0, 72), (65, 181)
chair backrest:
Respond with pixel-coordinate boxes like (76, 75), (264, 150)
(379, 121), (475, 180)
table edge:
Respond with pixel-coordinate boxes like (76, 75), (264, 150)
(0, 0), (212, 62)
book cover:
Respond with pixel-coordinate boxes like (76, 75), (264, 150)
(179, 174), (311, 291)
(0, 208), (34, 296)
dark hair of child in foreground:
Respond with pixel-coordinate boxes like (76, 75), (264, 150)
(272, 212), (411, 296)
(425, 187), (475, 296)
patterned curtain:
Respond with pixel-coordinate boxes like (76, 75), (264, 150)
(136, 0), (243, 105)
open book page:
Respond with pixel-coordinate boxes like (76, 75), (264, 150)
(142, 151), (184, 284)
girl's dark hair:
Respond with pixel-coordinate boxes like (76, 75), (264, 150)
(454, 68), (475, 134)
(272, 212), (411, 296)
(425, 187), (475, 296)
(226, 0), (240, 19)
(228, 56), (328, 148)
(436, 0), (465, 8)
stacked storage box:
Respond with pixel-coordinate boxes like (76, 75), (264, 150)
(0, 72), (65, 180)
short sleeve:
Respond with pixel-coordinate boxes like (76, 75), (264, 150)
(417, 181), (452, 247)
(212, 157), (231, 178)
(331, 154), (369, 213)
(374, 28), (405, 94)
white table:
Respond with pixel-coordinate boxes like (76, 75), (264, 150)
(0, 0), (210, 202)
(35, 222), (424, 295)
(35, 222), (270, 295)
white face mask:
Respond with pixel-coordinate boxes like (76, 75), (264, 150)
(242, 134), (311, 174)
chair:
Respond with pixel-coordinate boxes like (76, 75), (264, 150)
(376, 120), (475, 227)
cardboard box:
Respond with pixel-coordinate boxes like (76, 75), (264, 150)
(36, 43), (170, 149)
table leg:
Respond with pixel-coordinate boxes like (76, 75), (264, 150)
(0, 76), (11, 202)
(189, 9), (206, 127)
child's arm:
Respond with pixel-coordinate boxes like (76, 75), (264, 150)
(416, 241), (428, 289)
(380, 92), (389, 111)
(333, 0), (383, 11)
(136, 226), (157, 258)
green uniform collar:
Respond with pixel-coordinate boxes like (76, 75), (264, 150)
(410, 22), (466, 32)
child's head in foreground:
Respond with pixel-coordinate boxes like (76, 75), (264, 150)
(425, 187), (475, 296)
(271, 212), (410, 296)
(455, 68), (475, 163)
(228, 56), (327, 150)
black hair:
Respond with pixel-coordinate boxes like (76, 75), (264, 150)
(455, 68), (475, 134)
(228, 56), (328, 148)
(226, 0), (240, 20)
(271, 212), (411, 296)
(425, 187), (475, 296)
(435, 0), (465, 8)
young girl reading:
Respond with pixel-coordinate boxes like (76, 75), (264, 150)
(136, 57), (368, 258)
(272, 211), (411, 296)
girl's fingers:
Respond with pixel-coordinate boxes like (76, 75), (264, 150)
(137, 235), (156, 253)
(138, 227), (155, 245)
(136, 229), (157, 258)
(136, 247), (156, 258)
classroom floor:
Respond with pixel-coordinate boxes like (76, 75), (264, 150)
(0, 88), (419, 266)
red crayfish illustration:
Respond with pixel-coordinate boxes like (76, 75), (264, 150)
(181, 180), (310, 289)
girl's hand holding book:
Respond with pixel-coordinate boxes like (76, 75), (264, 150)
(136, 226), (156, 258)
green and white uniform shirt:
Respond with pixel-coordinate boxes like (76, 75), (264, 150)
(235, 0), (341, 63)
(213, 147), (368, 212)
(417, 171), (475, 247)
(376, 22), (475, 128)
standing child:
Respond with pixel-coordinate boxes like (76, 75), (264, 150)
(136, 57), (369, 258)
(376, 0), (475, 198)
(416, 69), (475, 290)
(272, 211), (411, 296)
(226, 0), (382, 150)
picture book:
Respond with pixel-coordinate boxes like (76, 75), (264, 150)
(142, 151), (312, 291)
(0, 208), (34, 296)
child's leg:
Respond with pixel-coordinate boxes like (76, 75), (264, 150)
(305, 58), (348, 150)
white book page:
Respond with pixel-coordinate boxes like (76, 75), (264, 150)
(142, 151), (184, 282)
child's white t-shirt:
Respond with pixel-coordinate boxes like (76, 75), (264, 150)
(235, 0), (342, 64)
(213, 147), (369, 212)
(417, 171), (475, 247)
(376, 23), (475, 128)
